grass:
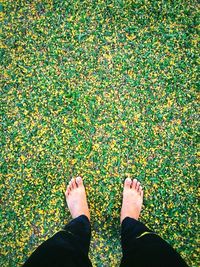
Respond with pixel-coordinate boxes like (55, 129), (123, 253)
(0, 0), (199, 266)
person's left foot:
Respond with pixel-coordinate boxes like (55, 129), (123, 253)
(65, 176), (90, 221)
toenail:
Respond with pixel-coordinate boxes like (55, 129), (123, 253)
(76, 176), (81, 183)
(125, 178), (132, 183)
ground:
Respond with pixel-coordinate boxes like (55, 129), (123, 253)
(0, 1), (199, 266)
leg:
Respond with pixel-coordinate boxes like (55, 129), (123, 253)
(119, 178), (189, 267)
(23, 176), (92, 267)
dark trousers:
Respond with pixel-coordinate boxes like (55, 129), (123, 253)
(23, 215), (189, 267)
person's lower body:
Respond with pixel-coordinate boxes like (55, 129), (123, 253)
(120, 216), (189, 267)
(23, 176), (189, 267)
(23, 215), (92, 267)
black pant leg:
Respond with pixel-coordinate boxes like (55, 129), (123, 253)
(23, 215), (92, 267)
(63, 214), (91, 256)
(120, 217), (189, 267)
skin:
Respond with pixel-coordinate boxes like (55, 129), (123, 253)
(65, 176), (143, 224)
(120, 177), (143, 223)
(65, 176), (90, 221)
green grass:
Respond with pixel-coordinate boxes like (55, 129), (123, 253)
(1, 0), (199, 266)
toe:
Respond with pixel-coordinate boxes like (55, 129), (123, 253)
(139, 185), (142, 194)
(124, 178), (132, 188)
(132, 178), (137, 189)
(76, 176), (83, 187)
(141, 189), (144, 198)
(136, 181), (140, 191)
(66, 185), (70, 196)
(69, 181), (72, 190)
(71, 178), (77, 189)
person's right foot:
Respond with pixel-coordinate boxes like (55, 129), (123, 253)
(120, 178), (143, 224)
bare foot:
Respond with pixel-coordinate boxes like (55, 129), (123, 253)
(120, 178), (143, 224)
(65, 176), (90, 221)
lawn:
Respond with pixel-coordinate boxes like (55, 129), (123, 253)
(1, 0), (199, 266)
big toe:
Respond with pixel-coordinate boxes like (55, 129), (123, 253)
(124, 178), (132, 189)
(76, 176), (83, 187)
